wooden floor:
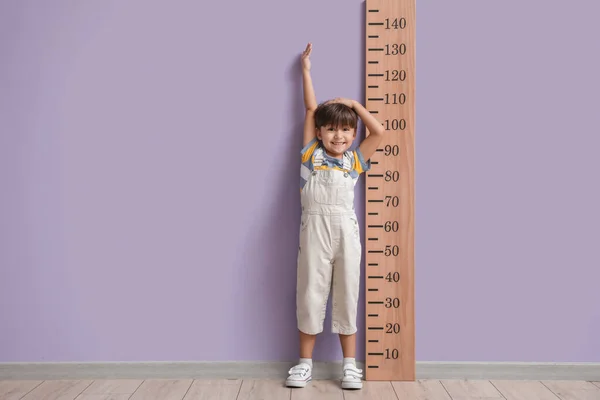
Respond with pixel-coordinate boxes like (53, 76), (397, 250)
(1, 379), (599, 400)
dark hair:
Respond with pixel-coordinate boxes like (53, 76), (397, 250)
(314, 102), (358, 130)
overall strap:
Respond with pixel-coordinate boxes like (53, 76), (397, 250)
(312, 147), (325, 168)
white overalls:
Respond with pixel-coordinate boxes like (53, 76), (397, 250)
(297, 149), (362, 335)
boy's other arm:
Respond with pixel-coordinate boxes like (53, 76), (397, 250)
(302, 43), (317, 147)
(353, 100), (385, 161)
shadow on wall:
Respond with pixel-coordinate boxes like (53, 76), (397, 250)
(231, 56), (306, 362)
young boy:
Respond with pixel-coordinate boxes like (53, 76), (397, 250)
(286, 43), (385, 390)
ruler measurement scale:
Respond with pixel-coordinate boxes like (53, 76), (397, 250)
(365, 0), (415, 381)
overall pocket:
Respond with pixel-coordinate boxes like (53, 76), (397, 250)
(314, 187), (339, 205)
(348, 215), (360, 239)
(300, 215), (310, 232)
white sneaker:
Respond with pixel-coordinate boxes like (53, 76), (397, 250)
(341, 363), (363, 389)
(285, 363), (312, 388)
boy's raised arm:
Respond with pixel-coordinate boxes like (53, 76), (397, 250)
(302, 43), (317, 147)
(353, 100), (385, 161)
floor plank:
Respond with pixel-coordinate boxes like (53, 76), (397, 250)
(541, 380), (600, 400)
(0, 380), (43, 400)
(128, 379), (193, 400)
(237, 380), (291, 400)
(20, 380), (93, 400)
(290, 379), (343, 400)
(440, 379), (504, 399)
(392, 380), (452, 400)
(74, 379), (143, 400)
(182, 379), (242, 400)
(490, 380), (559, 400)
(74, 394), (132, 400)
(343, 381), (398, 400)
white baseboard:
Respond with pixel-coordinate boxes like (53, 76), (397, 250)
(1, 361), (599, 381)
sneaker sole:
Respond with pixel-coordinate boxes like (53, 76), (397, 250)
(286, 377), (312, 388)
(341, 381), (363, 390)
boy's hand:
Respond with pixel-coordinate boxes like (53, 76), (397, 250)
(325, 97), (356, 109)
(301, 43), (312, 71)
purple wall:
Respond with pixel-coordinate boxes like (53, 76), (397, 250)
(1, 1), (599, 363)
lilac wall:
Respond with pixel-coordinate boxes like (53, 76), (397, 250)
(1, 1), (599, 363)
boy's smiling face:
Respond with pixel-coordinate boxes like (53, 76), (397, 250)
(317, 124), (356, 158)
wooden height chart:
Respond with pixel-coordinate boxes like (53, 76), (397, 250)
(364, 0), (415, 381)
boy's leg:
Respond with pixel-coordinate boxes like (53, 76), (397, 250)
(330, 215), (361, 336)
(338, 333), (355, 358)
(331, 215), (363, 389)
(296, 214), (333, 336)
(338, 331), (362, 390)
(286, 330), (317, 388)
(288, 214), (332, 388)
(300, 330), (317, 358)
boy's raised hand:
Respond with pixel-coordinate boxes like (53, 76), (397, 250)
(301, 42), (317, 146)
(325, 97), (356, 109)
(301, 43), (312, 71)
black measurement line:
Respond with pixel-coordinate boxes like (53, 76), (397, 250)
(368, 326), (384, 330)
(369, 111), (379, 114)
(368, 174), (383, 178)
(368, 9), (379, 12)
(368, 365), (380, 368)
(368, 200), (383, 203)
(368, 238), (378, 241)
(368, 35), (379, 38)
(368, 48), (384, 52)
(368, 352), (384, 356)
(369, 22), (384, 26)
(368, 314), (379, 317)
(368, 187), (379, 190)
(368, 73), (384, 77)
(368, 62), (379, 65)
(368, 288), (379, 292)
(376, 148), (383, 152)
(368, 339), (379, 343)
(369, 276), (384, 279)
(368, 250), (384, 254)
(368, 212), (379, 216)
(368, 263), (379, 266)
(368, 224), (384, 228)
(368, 98), (384, 101)
(368, 85), (379, 88)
